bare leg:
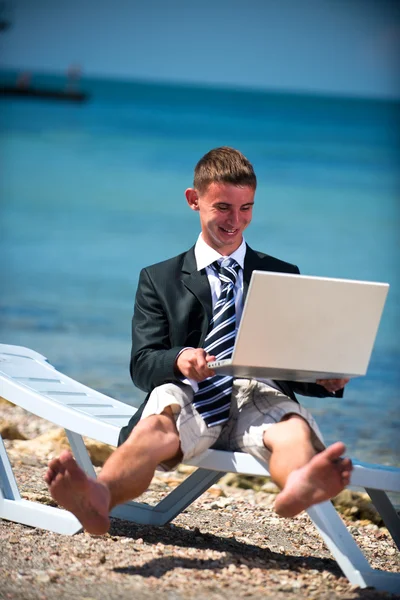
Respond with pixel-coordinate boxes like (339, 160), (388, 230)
(263, 415), (352, 518)
(45, 451), (111, 534)
(45, 409), (181, 534)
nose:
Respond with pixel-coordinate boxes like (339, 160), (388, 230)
(228, 210), (241, 227)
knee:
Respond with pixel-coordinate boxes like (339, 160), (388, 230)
(127, 412), (181, 456)
(135, 410), (178, 438)
(263, 415), (312, 450)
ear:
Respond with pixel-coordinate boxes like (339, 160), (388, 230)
(185, 188), (199, 211)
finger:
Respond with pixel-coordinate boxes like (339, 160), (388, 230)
(195, 349), (208, 368)
(191, 364), (211, 381)
(204, 354), (216, 376)
(332, 378), (349, 389)
(191, 373), (205, 382)
(317, 378), (348, 389)
(317, 380), (335, 392)
(188, 363), (205, 381)
(323, 381), (341, 393)
(200, 363), (214, 377)
(196, 363), (215, 380)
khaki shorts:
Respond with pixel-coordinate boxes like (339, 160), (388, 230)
(140, 379), (324, 470)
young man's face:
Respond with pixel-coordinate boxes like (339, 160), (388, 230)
(186, 182), (255, 255)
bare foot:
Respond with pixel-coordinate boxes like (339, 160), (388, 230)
(274, 442), (353, 518)
(45, 450), (111, 534)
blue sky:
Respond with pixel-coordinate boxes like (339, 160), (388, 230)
(1, 0), (399, 98)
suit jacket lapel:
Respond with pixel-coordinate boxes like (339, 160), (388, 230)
(243, 244), (263, 303)
(180, 243), (270, 326)
(181, 247), (213, 322)
(181, 244), (264, 312)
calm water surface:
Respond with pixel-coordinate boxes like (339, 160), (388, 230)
(1, 72), (399, 466)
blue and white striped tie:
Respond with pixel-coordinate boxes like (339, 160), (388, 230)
(193, 257), (240, 427)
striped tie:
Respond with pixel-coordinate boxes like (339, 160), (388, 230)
(193, 257), (240, 427)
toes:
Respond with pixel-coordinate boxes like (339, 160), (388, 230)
(335, 457), (352, 480)
(324, 441), (346, 461)
(340, 457), (353, 471)
(49, 471), (68, 491)
(45, 452), (81, 488)
(45, 455), (67, 485)
(58, 450), (75, 465)
(341, 470), (352, 485)
(58, 451), (84, 475)
(47, 456), (62, 471)
(44, 468), (56, 484)
(61, 457), (85, 479)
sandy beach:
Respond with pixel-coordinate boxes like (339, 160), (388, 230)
(1, 399), (399, 600)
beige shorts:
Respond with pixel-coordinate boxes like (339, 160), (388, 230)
(140, 379), (324, 470)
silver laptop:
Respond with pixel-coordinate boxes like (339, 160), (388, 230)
(207, 271), (389, 382)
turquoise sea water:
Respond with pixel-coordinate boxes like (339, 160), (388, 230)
(1, 72), (399, 466)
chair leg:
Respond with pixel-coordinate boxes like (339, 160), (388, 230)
(61, 432), (224, 527)
(0, 434), (82, 535)
(366, 488), (400, 550)
(111, 468), (224, 526)
(307, 501), (372, 586)
(307, 501), (400, 593)
(64, 432), (223, 528)
(0, 434), (21, 501)
(65, 429), (97, 478)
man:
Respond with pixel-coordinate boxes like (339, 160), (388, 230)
(45, 147), (352, 535)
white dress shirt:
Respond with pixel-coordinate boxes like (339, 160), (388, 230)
(194, 233), (246, 329)
(182, 234), (280, 394)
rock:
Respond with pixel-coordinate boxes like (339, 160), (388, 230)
(220, 474), (271, 491)
(177, 464), (196, 475)
(8, 427), (114, 466)
(332, 489), (383, 525)
(207, 485), (226, 497)
(0, 418), (27, 440)
(218, 473), (293, 496)
(10, 428), (70, 459)
(0, 396), (14, 406)
(219, 473), (240, 486)
(83, 438), (114, 466)
(48, 570), (60, 583)
(209, 497), (233, 509)
(35, 571), (51, 583)
(22, 492), (58, 507)
(260, 481), (279, 494)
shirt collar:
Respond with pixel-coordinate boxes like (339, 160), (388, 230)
(194, 234), (246, 271)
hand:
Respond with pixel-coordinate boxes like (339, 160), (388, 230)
(316, 378), (350, 393)
(175, 348), (216, 381)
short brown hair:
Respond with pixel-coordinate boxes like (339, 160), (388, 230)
(193, 147), (257, 194)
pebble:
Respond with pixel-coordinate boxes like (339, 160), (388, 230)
(34, 571), (51, 583)
(1, 413), (400, 600)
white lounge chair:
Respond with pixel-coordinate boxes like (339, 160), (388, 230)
(0, 343), (399, 593)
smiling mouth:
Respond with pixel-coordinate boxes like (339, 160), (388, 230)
(220, 227), (238, 234)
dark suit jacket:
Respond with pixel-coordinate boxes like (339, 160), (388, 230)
(118, 244), (341, 445)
